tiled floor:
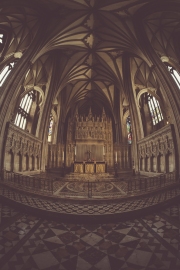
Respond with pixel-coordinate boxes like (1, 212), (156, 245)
(3, 172), (177, 199)
(1, 185), (180, 218)
(0, 202), (180, 270)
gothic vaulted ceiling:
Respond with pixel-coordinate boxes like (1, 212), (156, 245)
(0, 0), (180, 116)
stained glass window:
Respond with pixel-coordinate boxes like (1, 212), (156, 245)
(0, 61), (16, 86)
(14, 91), (34, 129)
(166, 64), (180, 89)
(48, 114), (53, 142)
(147, 93), (163, 125)
(126, 116), (132, 144)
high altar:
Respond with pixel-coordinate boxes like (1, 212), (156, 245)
(66, 108), (113, 173)
(74, 161), (107, 174)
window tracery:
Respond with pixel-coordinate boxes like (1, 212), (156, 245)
(0, 61), (16, 86)
(0, 33), (3, 44)
(48, 113), (53, 142)
(165, 64), (180, 89)
(14, 91), (34, 129)
(0, 32), (5, 53)
(147, 93), (163, 125)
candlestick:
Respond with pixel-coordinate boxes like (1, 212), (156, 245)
(115, 151), (117, 162)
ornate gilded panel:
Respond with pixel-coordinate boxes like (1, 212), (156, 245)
(85, 163), (94, 173)
(74, 163), (84, 173)
(96, 163), (105, 173)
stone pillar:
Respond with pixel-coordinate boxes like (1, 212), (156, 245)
(119, 146), (122, 170)
(122, 54), (143, 172)
(126, 145), (129, 169)
(49, 151), (52, 168)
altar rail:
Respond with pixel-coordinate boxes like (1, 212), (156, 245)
(2, 170), (54, 195)
(0, 170), (178, 198)
(127, 172), (176, 193)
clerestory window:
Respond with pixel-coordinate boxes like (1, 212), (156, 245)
(0, 61), (16, 86)
(48, 113), (53, 142)
(14, 91), (34, 129)
(147, 93), (163, 125)
(0, 32), (5, 53)
(0, 34), (3, 44)
(165, 64), (180, 89)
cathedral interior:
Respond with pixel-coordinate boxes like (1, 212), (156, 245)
(0, 0), (180, 269)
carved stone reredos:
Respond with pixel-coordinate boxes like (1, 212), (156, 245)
(74, 107), (111, 123)
(69, 107), (112, 142)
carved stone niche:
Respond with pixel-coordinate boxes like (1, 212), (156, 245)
(137, 124), (175, 174)
(4, 122), (42, 172)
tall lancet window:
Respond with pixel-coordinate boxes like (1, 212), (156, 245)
(48, 113), (53, 142)
(126, 116), (132, 144)
(166, 64), (180, 89)
(0, 33), (3, 44)
(147, 93), (163, 125)
(14, 91), (34, 129)
(0, 32), (5, 52)
(0, 61), (16, 86)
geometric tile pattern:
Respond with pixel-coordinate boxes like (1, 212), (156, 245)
(2, 176), (178, 199)
(0, 202), (180, 270)
(0, 185), (180, 217)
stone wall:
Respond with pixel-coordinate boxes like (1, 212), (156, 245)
(137, 124), (175, 174)
(116, 143), (131, 171)
(47, 143), (64, 168)
(4, 122), (42, 173)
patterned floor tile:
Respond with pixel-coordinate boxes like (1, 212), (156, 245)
(0, 201), (180, 270)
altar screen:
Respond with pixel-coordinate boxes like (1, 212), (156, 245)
(76, 144), (103, 161)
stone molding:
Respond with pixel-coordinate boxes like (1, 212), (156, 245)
(137, 124), (174, 158)
(5, 122), (42, 157)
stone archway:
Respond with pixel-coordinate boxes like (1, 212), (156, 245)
(6, 150), (14, 171)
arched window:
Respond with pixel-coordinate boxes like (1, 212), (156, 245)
(147, 93), (163, 125)
(48, 114), (53, 142)
(14, 91), (34, 129)
(0, 61), (16, 86)
(0, 32), (5, 53)
(126, 116), (132, 144)
(165, 64), (180, 89)
(0, 33), (3, 44)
